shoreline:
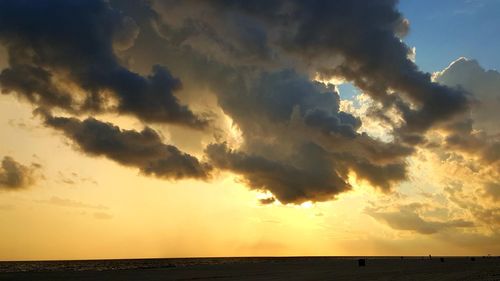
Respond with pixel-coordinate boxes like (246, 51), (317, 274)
(1, 256), (499, 281)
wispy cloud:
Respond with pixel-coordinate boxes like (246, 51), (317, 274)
(35, 196), (108, 210)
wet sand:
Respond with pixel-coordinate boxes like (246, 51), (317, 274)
(1, 257), (499, 281)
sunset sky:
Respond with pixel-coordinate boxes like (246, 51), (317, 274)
(1, 0), (500, 261)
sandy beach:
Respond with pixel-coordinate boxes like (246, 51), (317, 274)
(1, 257), (499, 281)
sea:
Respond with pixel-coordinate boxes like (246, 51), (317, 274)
(0, 257), (325, 273)
(2, 256), (500, 281)
(0, 256), (487, 273)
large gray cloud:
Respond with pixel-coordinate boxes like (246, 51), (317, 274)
(40, 112), (211, 180)
(0, 0), (475, 203)
(106, 0), (440, 203)
(200, 70), (409, 203)
(435, 58), (500, 135)
(0, 0), (206, 128)
(434, 58), (500, 170)
(0, 156), (40, 190)
(152, 0), (469, 136)
(206, 142), (350, 204)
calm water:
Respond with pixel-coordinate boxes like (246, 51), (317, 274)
(0, 256), (485, 273)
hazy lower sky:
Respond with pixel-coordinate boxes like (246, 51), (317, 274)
(1, 0), (499, 260)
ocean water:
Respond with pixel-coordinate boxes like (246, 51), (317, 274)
(2, 256), (500, 281)
(0, 256), (496, 274)
(0, 257), (386, 273)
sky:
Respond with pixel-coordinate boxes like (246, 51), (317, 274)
(400, 0), (500, 72)
(0, 0), (500, 261)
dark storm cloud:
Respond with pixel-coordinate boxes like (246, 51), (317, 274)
(0, 0), (206, 128)
(1, 0), (470, 203)
(200, 69), (409, 203)
(212, 69), (356, 138)
(288, 0), (469, 134)
(346, 158), (407, 191)
(40, 112), (211, 180)
(0, 65), (74, 111)
(204, 142), (408, 203)
(303, 110), (361, 138)
(206, 142), (350, 204)
(0, 156), (39, 190)
(154, 0), (469, 135)
(107, 0), (421, 203)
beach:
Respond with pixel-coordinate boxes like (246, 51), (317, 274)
(1, 257), (499, 280)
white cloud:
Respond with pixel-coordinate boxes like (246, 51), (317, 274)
(434, 57), (500, 134)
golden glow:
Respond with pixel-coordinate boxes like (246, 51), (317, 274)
(221, 113), (244, 150)
(299, 201), (313, 209)
(314, 73), (346, 85)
